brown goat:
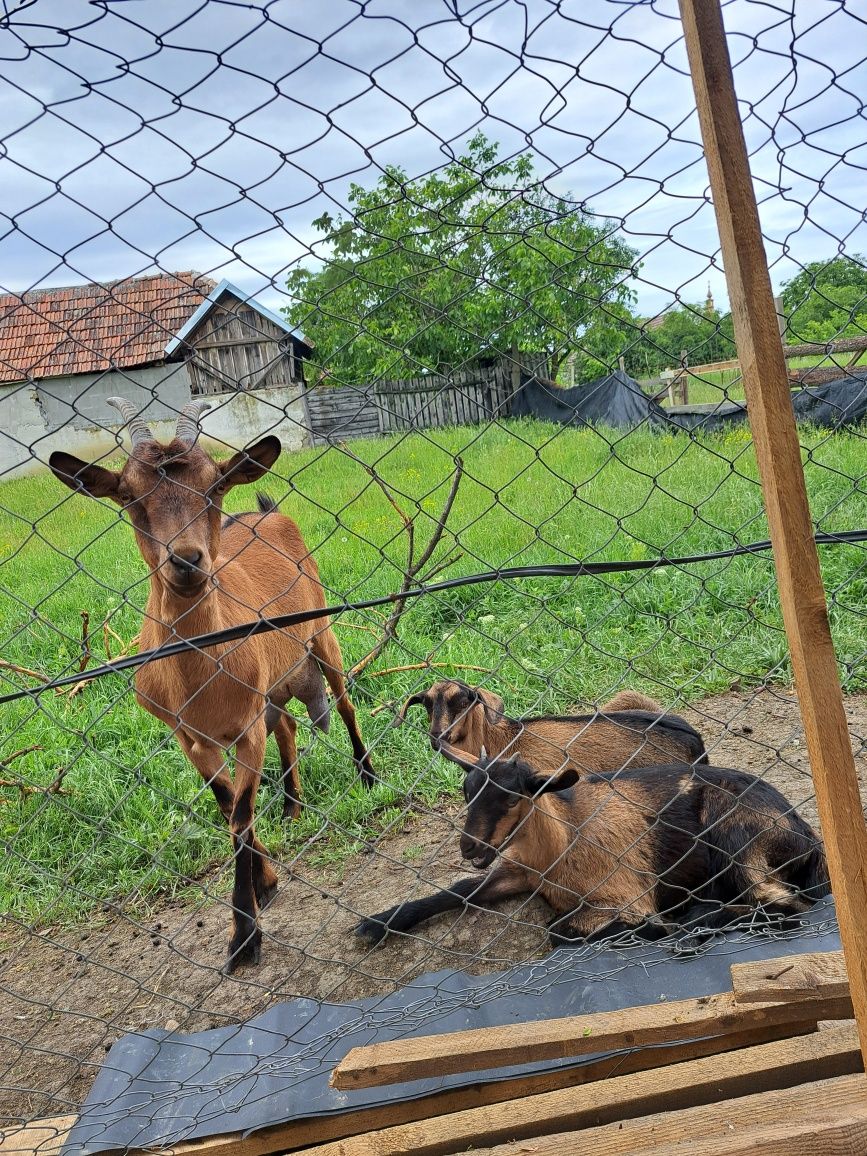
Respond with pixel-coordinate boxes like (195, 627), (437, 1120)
(356, 745), (828, 948)
(398, 679), (707, 776)
(49, 398), (374, 972)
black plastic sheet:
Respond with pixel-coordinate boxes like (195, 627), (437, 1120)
(65, 902), (839, 1154)
(511, 370), (867, 433)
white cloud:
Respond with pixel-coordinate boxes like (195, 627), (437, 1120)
(0, 0), (863, 324)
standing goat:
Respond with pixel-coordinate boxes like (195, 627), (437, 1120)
(50, 399), (374, 972)
(398, 680), (707, 775)
(356, 744), (827, 947)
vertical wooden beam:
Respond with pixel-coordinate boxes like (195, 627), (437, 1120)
(774, 294), (787, 340)
(678, 0), (867, 1073)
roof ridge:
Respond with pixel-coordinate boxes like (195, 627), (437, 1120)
(0, 271), (215, 304)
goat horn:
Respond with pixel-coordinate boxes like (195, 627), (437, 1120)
(480, 745), (488, 762)
(175, 400), (212, 446)
(105, 397), (155, 449)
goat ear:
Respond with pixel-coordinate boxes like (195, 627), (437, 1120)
(523, 767), (580, 796)
(49, 452), (122, 503)
(478, 688), (505, 721)
(220, 436), (281, 488)
(394, 693), (430, 726)
(437, 741), (480, 774)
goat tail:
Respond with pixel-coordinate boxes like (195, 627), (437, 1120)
(257, 492), (278, 513)
(796, 841), (832, 903)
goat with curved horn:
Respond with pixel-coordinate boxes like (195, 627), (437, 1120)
(175, 399), (212, 446)
(105, 396), (155, 448)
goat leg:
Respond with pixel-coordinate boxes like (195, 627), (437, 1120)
(355, 863), (528, 945)
(547, 908), (667, 947)
(178, 730), (278, 907)
(269, 709), (302, 820)
(311, 631), (376, 787)
(225, 727), (268, 973)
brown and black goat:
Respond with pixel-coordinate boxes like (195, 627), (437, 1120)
(356, 745), (828, 947)
(50, 398), (374, 972)
(398, 679), (707, 777)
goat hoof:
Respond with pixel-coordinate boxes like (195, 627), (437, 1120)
(225, 925), (262, 973)
(359, 758), (376, 788)
(282, 796), (303, 821)
(355, 916), (389, 946)
(549, 929), (583, 947)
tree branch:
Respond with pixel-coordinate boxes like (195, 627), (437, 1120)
(347, 458), (464, 679)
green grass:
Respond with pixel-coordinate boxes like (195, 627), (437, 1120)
(2, 418), (867, 925)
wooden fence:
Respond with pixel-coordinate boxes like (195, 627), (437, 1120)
(641, 333), (867, 405)
(304, 363), (515, 446)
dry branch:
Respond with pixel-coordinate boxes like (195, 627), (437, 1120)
(78, 610), (91, 672)
(348, 457), (464, 679)
(0, 658), (49, 683)
(0, 746), (69, 800)
(368, 661), (492, 680)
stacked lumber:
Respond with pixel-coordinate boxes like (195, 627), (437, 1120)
(2, 949), (866, 1156)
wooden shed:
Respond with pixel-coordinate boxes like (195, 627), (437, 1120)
(164, 279), (312, 396)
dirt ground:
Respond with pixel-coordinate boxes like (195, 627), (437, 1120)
(1, 687), (864, 1126)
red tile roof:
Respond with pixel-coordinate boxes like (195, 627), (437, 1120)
(0, 272), (216, 384)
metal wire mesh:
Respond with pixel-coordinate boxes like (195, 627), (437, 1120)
(0, 0), (865, 1141)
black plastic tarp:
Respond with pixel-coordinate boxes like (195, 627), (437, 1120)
(511, 369), (668, 429)
(511, 369), (867, 433)
(64, 902), (839, 1154)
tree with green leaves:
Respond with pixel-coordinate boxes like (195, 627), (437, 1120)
(285, 134), (638, 383)
(623, 302), (735, 379)
(780, 256), (867, 343)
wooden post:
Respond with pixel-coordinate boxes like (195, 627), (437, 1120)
(510, 339), (521, 396)
(679, 0), (867, 1073)
(774, 295), (787, 340)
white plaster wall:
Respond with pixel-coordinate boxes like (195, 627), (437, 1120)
(1, 371), (310, 479)
(197, 385), (309, 455)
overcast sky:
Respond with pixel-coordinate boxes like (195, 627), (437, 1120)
(0, 0), (864, 322)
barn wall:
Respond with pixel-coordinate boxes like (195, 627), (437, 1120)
(0, 367), (309, 478)
(185, 293), (305, 395)
(198, 385), (309, 455)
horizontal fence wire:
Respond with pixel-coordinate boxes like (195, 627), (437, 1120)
(0, 0), (866, 1147)
(3, 527), (867, 704)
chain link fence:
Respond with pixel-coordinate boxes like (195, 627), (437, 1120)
(0, 0), (865, 1145)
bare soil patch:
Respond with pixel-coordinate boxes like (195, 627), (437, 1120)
(2, 687), (864, 1125)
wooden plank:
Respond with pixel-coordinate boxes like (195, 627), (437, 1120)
(783, 334), (867, 359)
(679, 0), (867, 1073)
(684, 357), (742, 375)
(2, 1024), (808, 1156)
(789, 365), (861, 386)
(641, 1115), (867, 1155)
(0, 1116), (74, 1156)
(306, 1023), (860, 1156)
(732, 950), (849, 1004)
(487, 1114), (867, 1156)
(330, 990), (852, 1090)
(471, 1073), (867, 1156)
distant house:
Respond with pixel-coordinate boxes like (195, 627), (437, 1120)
(0, 272), (313, 476)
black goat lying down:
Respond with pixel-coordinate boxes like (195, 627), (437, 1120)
(356, 745), (829, 948)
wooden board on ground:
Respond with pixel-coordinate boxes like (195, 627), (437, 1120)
(330, 990), (853, 1090)
(0, 1116), (74, 1156)
(304, 1023), (861, 1156)
(732, 950), (849, 1004)
(0, 1023), (821, 1156)
(468, 1073), (867, 1156)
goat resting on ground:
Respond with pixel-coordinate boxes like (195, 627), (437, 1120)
(50, 398), (374, 972)
(356, 744), (828, 948)
(398, 680), (707, 775)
